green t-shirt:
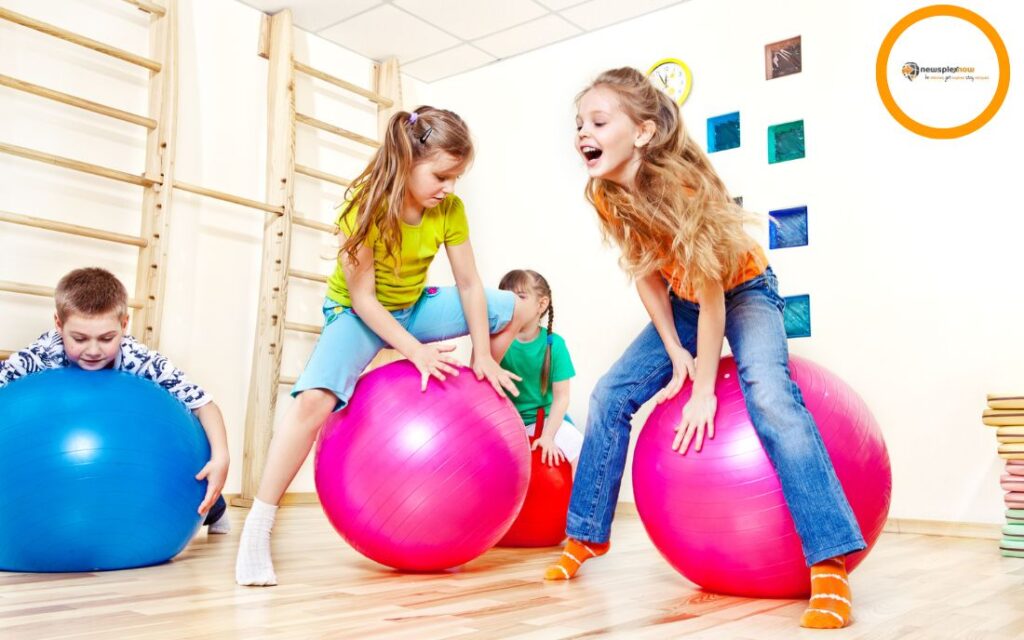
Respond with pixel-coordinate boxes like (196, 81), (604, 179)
(326, 194), (470, 310)
(500, 328), (575, 425)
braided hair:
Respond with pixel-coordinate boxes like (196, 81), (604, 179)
(498, 269), (554, 394)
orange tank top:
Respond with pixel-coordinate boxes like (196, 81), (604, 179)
(594, 186), (769, 303)
(660, 244), (768, 302)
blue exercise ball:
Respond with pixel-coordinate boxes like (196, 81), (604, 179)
(0, 368), (210, 572)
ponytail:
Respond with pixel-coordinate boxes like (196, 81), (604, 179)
(339, 107), (473, 268)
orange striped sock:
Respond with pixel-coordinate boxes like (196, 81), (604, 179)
(800, 556), (852, 629)
(543, 538), (610, 580)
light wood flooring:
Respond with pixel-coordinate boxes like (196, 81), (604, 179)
(2, 506), (1024, 639)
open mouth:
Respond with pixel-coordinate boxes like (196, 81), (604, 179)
(581, 146), (603, 161)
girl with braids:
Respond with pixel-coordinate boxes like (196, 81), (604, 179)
(544, 68), (866, 630)
(498, 270), (582, 467)
(236, 106), (529, 586)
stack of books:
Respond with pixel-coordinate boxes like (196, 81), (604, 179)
(984, 394), (1024, 558)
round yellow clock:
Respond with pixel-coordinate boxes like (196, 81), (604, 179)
(647, 57), (693, 105)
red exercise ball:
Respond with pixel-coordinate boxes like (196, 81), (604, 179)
(497, 437), (573, 547)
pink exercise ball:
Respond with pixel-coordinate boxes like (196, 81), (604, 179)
(632, 356), (891, 598)
(314, 360), (530, 571)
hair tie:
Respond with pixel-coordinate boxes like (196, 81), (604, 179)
(408, 112), (419, 124)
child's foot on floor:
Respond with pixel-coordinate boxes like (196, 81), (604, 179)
(235, 499), (278, 586)
(207, 510), (232, 535)
(543, 538), (610, 580)
(800, 556), (852, 629)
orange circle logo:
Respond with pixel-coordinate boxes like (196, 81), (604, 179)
(876, 5), (1010, 139)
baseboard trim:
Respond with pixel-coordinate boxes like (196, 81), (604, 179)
(615, 502), (639, 517)
(617, 503), (1001, 540)
(226, 492), (319, 508)
(883, 517), (1000, 540)
(226, 495), (1003, 540)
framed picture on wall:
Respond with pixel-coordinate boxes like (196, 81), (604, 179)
(765, 35), (802, 80)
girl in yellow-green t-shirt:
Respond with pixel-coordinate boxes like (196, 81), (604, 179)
(236, 107), (529, 587)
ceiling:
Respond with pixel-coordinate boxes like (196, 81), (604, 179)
(237, 0), (688, 82)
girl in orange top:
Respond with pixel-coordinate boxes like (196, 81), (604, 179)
(544, 68), (865, 630)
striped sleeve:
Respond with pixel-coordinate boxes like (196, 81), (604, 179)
(0, 330), (67, 389)
(118, 337), (211, 410)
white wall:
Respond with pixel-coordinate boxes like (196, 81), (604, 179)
(4, 0), (1021, 523)
(0, 0), (427, 493)
(419, 0), (1024, 523)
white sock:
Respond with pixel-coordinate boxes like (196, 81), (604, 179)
(235, 498), (279, 586)
(207, 509), (232, 535)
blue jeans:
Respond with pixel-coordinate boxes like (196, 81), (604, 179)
(566, 268), (866, 566)
(292, 286), (516, 411)
(203, 495), (226, 526)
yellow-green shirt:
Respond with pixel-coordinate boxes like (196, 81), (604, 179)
(325, 194), (469, 310)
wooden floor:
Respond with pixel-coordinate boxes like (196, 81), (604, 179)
(2, 506), (1024, 640)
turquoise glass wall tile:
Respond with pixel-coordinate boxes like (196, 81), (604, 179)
(708, 112), (740, 152)
(783, 294), (811, 338)
(768, 120), (805, 163)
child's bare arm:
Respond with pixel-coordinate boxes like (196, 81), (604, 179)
(445, 240), (521, 397)
(193, 402), (229, 515)
(534, 379), (571, 466)
(543, 380), (571, 439)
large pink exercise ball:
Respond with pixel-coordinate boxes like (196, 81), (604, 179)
(632, 356), (891, 598)
(314, 360), (530, 571)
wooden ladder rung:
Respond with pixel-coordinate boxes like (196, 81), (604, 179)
(0, 7), (161, 72)
(0, 141), (157, 187)
(295, 164), (351, 187)
(174, 181), (283, 214)
(0, 280), (143, 309)
(289, 269), (328, 284)
(278, 375), (298, 386)
(295, 112), (379, 148)
(0, 210), (148, 247)
(0, 74), (157, 129)
(293, 214), (336, 234)
(123, 0), (167, 16)
(284, 320), (322, 335)
(293, 61), (393, 108)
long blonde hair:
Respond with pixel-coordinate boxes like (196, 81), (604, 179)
(579, 67), (759, 294)
(340, 106), (473, 267)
